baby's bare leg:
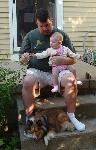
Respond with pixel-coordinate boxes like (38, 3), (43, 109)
(52, 66), (60, 85)
(51, 66), (60, 92)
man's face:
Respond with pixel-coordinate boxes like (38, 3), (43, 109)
(36, 18), (53, 35)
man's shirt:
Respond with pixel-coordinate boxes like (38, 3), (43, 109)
(20, 27), (75, 72)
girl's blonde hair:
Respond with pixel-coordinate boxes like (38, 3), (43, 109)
(51, 32), (63, 41)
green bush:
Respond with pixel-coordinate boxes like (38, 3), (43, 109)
(0, 67), (20, 148)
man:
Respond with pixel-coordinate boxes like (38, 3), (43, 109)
(20, 8), (85, 135)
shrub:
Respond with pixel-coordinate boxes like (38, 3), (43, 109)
(0, 67), (20, 148)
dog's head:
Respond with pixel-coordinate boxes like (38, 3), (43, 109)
(26, 114), (48, 140)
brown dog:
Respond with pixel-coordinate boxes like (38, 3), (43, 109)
(25, 108), (75, 145)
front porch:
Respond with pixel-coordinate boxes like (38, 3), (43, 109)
(1, 60), (96, 149)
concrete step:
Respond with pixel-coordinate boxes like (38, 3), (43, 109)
(1, 59), (96, 149)
(1, 60), (96, 95)
(17, 94), (96, 121)
(16, 79), (96, 95)
(19, 118), (96, 150)
(16, 94), (96, 150)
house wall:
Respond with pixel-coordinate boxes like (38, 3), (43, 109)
(63, 0), (96, 54)
(0, 0), (10, 59)
(0, 0), (96, 60)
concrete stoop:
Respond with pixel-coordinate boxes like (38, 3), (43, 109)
(1, 59), (96, 149)
(20, 119), (96, 150)
(17, 94), (96, 150)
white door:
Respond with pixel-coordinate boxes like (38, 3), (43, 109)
(9, 0), (63, 60)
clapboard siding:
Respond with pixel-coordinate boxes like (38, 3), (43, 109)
(64, 8), (96, 13)
(0, 13), (9, 17)
(0, 29), (9, 33)
(0, 0), (10, 59)
(0, 33), (10, 39)
(0, 24), (9, 29)
(0, 18), (9, 23)
(64, 27), (96, 32)
(0, 2), (9, 7)
(0, 8), (9, 12)
(0, 40), (10, 45)
(63, 0), (96, 53)
(64, 0), (96, 2)
(0, 0), (8, 1)
(64, 2), (96, 7)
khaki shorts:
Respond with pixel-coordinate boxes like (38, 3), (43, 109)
(26, 68), (71, 90)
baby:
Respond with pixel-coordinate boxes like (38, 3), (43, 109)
(32, 32), (82, 93)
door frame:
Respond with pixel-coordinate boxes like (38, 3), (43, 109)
(56, 0), (63, 30)
(9, 0), (63, 60)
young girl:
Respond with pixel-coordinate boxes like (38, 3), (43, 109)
(33, 32), (82, 92)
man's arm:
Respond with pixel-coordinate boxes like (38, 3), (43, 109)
(19, 33), (31, 65)
(19, 33), (31, 55)
(51, 56), (76, 66)
(20, 52), (30, 65)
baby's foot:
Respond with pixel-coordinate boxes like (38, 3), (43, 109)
(51, 85), (58, 93)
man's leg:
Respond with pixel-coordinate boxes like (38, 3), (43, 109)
(60, 71), (85, 131)
(67, 65), (82, 85)
(67, 65), (76, 78)
(22, 69), (52, 118)
(22, 69), (52, 137)
(22, 72), (39, 138)
(22, 74), (37, 117)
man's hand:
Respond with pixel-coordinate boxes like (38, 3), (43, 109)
(30, 53), (37, 59)
(20, 52), (30, 65)
(51, 56), (76, 65)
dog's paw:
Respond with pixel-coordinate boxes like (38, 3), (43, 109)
(44, 131), (55, 146)
(62, 121), (75, 131)
(44, 136), (48, 146)
(67, 122), (75, 131)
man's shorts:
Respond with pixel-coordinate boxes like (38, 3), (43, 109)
(26, 68), (71, 89)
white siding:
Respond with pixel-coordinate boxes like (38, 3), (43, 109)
(63, 0), (96, 53)
(0, 0), (10, 59)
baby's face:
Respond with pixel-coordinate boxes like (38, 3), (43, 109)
(50, 37), (61, 49)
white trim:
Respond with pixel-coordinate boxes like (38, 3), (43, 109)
(9, 0), (19, 61)
(56, 0), (63, 30)
(9, 0), (13, 54)
(9, 0), (19, 55)
(13, 1), (18, 52)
